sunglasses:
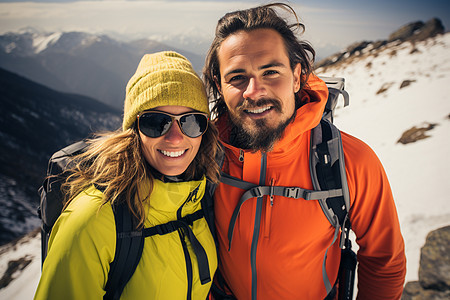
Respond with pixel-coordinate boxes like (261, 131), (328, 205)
(137, 111), (209, 138)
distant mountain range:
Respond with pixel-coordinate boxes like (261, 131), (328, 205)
(0, 31), (204, 109)
(0, 18), (445, 110)
(0, 68), (121, 245)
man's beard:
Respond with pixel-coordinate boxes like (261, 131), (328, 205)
(228, 98), (296, 152)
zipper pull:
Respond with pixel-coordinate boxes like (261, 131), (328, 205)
(185, 184), (201, 203)
(269, 178), (274, 206)
(239, 149), (244, 162)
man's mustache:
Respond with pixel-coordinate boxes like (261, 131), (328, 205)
(236, 98), (282, 113)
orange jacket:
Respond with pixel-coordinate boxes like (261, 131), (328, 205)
(214, 74), (406, 300)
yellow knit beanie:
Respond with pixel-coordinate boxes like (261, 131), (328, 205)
(122, 51), (209, 130)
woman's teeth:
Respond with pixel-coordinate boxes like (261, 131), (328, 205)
(160, 150), (185, 157)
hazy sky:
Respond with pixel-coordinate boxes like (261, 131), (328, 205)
(0, 0), (449, 56)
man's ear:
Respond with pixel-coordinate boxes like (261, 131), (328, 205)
(293, 63), (302, 93)
(214, 75), (222, 94)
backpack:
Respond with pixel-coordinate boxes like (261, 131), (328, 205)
(37, 140), (217, 300)
(214, 77), (357, 300)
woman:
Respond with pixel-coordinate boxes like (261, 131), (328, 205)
(34, 51), (221, 299)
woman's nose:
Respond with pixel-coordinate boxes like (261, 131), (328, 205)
(164, 121), (184, 144)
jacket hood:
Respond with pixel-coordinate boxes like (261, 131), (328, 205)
(216, 73), (329, 153)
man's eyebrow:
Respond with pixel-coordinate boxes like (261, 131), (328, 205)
(223, 62), (287, 78)
(260, 62), (286, 69)
(224, 69), (245, 78)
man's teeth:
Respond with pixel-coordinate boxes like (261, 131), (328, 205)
(245, 106), (271, 114)
(160, 150), (186, 157)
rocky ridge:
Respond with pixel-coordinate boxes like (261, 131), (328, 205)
(315, 18), (445, 70)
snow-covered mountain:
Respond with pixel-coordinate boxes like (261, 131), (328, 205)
(0, 30), (204, 109)
(0, 29), (449, 299)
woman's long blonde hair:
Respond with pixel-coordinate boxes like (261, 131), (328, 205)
(62, 122), (221, 229)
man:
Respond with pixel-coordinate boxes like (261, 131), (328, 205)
(203, 3), (406, 300)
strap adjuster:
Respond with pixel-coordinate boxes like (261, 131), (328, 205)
(250, 187), (262, 198)
(285, 187), (301, 198)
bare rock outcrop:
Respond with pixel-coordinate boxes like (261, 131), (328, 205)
(315, 18), (445, 69)
(389, 18), (445, 42)
(402, 226), (450, 300)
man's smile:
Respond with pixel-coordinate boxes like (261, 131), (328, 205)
(244, 106), (273, 114)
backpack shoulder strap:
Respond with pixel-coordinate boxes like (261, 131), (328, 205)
(202, 145), (225, 240)
(310, 119), (353, 295)
(310, 119), (351, 237)
(103, 201), (144, 300)
(202, 180), (217, 239)
(319, 76), (350, 123)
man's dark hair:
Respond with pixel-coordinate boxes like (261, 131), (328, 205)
(203, 2), (316, 117)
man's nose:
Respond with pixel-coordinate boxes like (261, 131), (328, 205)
(242, 77), (266, 100)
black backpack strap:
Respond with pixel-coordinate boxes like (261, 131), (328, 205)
(202, 180), (218, 240)
(310, 119), (355, 297)
(203, 144), (225, 240)
(104, 202), (144, 300)
(141, 210), (203, 237)
(310, 119), (351, 244)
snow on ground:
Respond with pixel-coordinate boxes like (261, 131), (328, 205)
(0, 33), (449, 299)
(32, 32), (62, 54)
(317, 33), (450, 283)
(0, 230), (41, 299)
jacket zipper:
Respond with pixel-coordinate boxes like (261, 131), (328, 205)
(177, 190), (197, 300)
(239, 149), (244, 162)
(250, 153), (267, 300)
(178, 229), (193, 300)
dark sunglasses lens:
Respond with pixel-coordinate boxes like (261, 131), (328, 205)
(179, 114), (208, 138)
(139, 113), (172, 137)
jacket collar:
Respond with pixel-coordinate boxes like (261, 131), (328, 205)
(138, 175), (206, 213)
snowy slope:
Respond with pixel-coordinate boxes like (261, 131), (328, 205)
(1, 33), (449, 299)
(0, 230), (41, 299)
(317, 32), (450, 284)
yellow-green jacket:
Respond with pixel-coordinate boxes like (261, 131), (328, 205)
(34, 176), (217, 299)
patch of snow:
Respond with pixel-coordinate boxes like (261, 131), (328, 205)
(32, 32), (62, 54)
(4, 42), (16, 54)
(0, 231), (41, 299)
(10, 114), (25, 124)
